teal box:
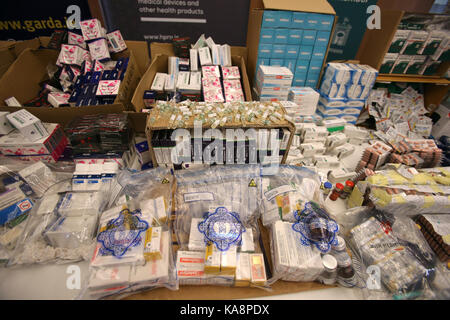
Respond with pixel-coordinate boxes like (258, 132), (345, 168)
(298, 45), (313, 60)
(284, 59), (296, 73)
(277, 11), (292, 28)
(305, 13), (320, 30)
(270, 59), (284, 67)
(258, 43), (272, 58)
(316, 31), (330, 47)
(309, 60), (323, 73)
(288, 29), (303, 45)
(256, 58), (270, 67)
(294, 71), (308, 81)
(274, 29), (289, 44)
(318, 14), (334, 31)
(291, 12), (307, 29)
(306, 78), (318, 87)
(285, 45), (300, 59)
(262, 10), (278, 28)
(292, 78), (306, 87)
(272, 44), (286, 58)
(295, 59), (310, 73)
(311, 45), (327, 60)
(307, 71), (320, 82)
(260, 28), (275, 44)
(302, 30), (317, 46)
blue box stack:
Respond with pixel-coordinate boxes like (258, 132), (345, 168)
(256, 10), (334, 89)
(317, 63), (378, 124)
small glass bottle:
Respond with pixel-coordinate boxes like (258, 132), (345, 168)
(337, 265), (357, 288)
(322, 182), (333, 196)
(319, 254), (338, 285)
(340, 180), (355, 199)
(329, 183), (344, 201)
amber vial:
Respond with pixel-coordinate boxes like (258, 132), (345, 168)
(339, 180), (355, 199)
(329, 183), (344, 201)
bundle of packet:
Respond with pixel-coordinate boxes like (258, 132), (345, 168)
(174, 165), (268, 288)
(260, 165), (322, 226)
(80, 167), (177, 299)
(345, 208), (447, 300)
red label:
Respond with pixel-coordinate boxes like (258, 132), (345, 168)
(180, 257), (204, 264)
(276, 75), (283, 79)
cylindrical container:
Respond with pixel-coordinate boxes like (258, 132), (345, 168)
(331, 236), (346, 252)
(337, 265), (357, 288)
(320, 254), (338, 285)
(322, 182), (333, 196)
(329, 183), (344, 201)
(339, 180), (355, 199)
(333, 251), (352, 268)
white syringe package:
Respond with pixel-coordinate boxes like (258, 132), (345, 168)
(174, 165), (269, 288)
(82, 167), (177, 299)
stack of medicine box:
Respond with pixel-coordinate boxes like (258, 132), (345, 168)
(256, 10), (334, 88)
(317, 63), (378, 124)
(254, 65), (293, 101)
(379, 17), (449, 76)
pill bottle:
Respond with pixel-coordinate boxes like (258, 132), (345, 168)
(320, 254), (338, 285)
(340, 180), (355, 199)
(337, 265), (357, 288)
(322, 182), (333, 196)
(329, 183), (344, 201)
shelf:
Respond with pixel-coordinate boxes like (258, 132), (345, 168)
(376, 74), (450, 85)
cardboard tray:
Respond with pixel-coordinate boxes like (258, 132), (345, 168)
(145, 102), (296, 166)
(131, 53), (253, 112)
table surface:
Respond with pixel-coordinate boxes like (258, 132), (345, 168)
(0, 142), (368, 300)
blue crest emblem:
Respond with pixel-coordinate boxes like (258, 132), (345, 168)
(198, 207), (245, 251)
(292, 202), (339, 253)
(97, 208), (149, 258)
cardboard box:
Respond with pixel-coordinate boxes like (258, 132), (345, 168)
(0, 47), (141, 112)
(246, 0), (336, 93)
(131, 53), (252, 111)
(0, 37), (150, 80)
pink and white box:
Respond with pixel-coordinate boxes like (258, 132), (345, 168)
(222, 66), (241, 80)
(58, 45), (84, 66)
(202, 77), (224, 103)
(107, 30), (127, 53)
(68, 32), (86, 49)
(96, 80), (121, 98)
(80, 19), (105, 41)
(201, 66), (221, 79)
(48, 92), (71, 108)
(88, 38), (111, 61)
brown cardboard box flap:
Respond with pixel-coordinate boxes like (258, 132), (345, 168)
(0, 104), (126, 128)
(261, 0), (335, 14)
(0, 48), (58, 104)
